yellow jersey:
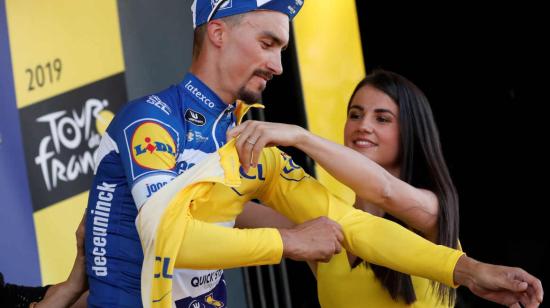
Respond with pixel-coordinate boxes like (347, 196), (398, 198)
(318, 250), (451, 307)
(137, 137), (463, 308)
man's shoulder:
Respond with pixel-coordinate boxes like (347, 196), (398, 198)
(127, 85), (181, 117)
(109, 86), (183, 129)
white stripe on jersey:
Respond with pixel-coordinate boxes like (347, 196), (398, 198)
(94, 132), (119, 174)
(132, 173), (177, 210)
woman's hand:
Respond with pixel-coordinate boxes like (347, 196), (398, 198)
(454, 255), (543, 308)
(227, 120), (307, 172)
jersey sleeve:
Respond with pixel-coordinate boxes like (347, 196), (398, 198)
(258, 147), (463, 287)
(174, 217), (283, 269)
(107, 100), (182, 209)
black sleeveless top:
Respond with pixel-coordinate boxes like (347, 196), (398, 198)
(0, 273), (50, 308)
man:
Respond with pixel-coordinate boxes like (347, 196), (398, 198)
(86, 1), (344, 307)
(87, 1), (543, 308)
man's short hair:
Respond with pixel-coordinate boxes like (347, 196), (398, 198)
(192, 14), (243, 60)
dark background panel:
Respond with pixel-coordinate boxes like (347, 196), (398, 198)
(117, 0), (193, 101)
(355, 2), (548, 307)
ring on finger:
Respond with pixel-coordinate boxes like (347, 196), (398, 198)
(246, 138), (257, 145)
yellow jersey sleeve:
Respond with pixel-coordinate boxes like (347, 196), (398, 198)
(258, 147), (463, 287)
(173, 213), (283, 269)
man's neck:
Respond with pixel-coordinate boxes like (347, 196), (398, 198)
(189, 60), (234, 105)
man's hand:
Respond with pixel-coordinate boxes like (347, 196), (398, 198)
(454, 255), (543, 308)
(278, 216), (343, 263)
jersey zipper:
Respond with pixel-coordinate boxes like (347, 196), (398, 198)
(212, 104), (234, 150)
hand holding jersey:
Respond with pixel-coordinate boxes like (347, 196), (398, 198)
(279, 216), (344, 262)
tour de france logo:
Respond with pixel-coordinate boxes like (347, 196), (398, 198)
(131, 122), (176, 170)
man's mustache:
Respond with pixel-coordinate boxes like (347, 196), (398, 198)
(253, 70), (273, 81)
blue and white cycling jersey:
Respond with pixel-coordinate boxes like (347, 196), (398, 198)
(86, 73), (235, 307)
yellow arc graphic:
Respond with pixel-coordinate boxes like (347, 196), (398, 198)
(293, 0), (365, 204)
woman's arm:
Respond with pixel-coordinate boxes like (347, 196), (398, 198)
(297, 128), (439, 240)
(228, 121), (438, 240)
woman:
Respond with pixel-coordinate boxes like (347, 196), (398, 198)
(233, 70), (459, 307)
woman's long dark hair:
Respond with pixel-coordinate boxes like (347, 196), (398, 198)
(347, 70), (459, 305)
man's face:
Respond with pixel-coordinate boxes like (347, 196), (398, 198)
(220, 10), (289, 103)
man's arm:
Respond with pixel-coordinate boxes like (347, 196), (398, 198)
(236, 201), (321, 275)
(173, 214), (343, 268)
(136, 143), (344, 271)
(234, 202), (336, 263)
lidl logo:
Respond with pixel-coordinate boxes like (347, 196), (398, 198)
(131, 122), (176, 170)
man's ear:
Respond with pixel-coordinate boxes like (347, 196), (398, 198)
(206, 20), (226, 48)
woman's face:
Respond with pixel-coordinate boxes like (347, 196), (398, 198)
(344, 84), (401, 173)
